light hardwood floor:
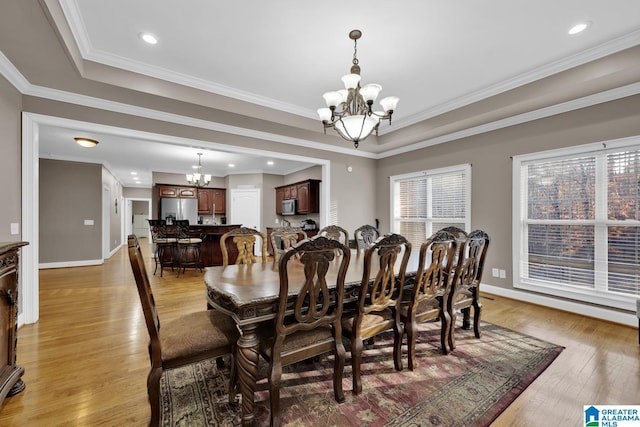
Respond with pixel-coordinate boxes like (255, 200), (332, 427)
(0, 239), (638, 426)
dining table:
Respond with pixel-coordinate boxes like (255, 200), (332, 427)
(204, 248), (420, 426)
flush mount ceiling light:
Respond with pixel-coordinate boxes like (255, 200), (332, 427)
(186, 153), (211, 187)
(74, 137), (99, 148)
(139, 32), (158, 44)
(318, 29), (399, 149)
(568, 21), (591, 35)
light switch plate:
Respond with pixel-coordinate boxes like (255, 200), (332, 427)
(10, 223), (19, 235)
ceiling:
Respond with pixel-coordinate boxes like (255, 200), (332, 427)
(36, 1), (640, 187)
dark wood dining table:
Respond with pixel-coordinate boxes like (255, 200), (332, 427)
(204, 249), (419, 426)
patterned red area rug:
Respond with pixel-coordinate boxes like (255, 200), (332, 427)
(160, 321), (563, 426)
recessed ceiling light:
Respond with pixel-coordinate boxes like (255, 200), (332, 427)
(267, 161), (274, 166)
(228, 164), (235, 168)
(74, 137), (99, 148)
(131, 171), (137, 175)
(139, 32), (158, 45)
(568, 21), (591, 35)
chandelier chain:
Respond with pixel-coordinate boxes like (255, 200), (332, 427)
(352, 38), (358, 66)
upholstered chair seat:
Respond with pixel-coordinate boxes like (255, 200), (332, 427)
(160, 310), (238, 368)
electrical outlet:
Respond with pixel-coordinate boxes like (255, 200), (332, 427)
(492, 268), (499, 277)
(499, 269), (506, 279)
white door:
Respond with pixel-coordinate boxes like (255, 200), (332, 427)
(230, 189), (262, 253)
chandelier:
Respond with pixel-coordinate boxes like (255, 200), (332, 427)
(186, 153), (211, 187)
(317, 29), (399, 148)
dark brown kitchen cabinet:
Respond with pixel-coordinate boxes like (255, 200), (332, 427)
(212, 189), (226, 214)
(197, 189), (213, 214)
(275, 188), (285, 215)
(157, 185), (179, 198)
(178, 187), (197, 198)
(0, 242), (28, 408)
(296, 180), (319, 214)
(157, 185), (197, 199)
(274, 179), (321, 214)
(198, 188), (226, 215)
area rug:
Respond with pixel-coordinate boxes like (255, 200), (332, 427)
(160, 322), (563, 426)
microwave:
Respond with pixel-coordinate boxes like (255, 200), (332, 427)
(281, 199), (296, 216)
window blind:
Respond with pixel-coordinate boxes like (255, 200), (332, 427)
(516, 142), (640, 309)
(391, 165), (470, 248)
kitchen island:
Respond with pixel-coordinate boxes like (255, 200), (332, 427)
(187, 224), (241, 266)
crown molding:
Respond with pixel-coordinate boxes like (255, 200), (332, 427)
(378, 82), (640, 159)
(0, 52), (375, 159)
(1, 49), (638, 162)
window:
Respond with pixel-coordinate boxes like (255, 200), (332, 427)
(513, 137), (640, 312)
(390, 164), (471, 248)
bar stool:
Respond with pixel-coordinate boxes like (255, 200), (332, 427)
(147, 219), (178, 277)
(174, 220), (204, 275)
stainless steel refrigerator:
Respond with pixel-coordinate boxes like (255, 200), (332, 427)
(160, 198), (198, 225)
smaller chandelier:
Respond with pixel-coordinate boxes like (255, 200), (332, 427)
(186, 153), (211, 187)
(318, 29), (399, 148)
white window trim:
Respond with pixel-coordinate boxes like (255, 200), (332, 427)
(390, 163), (472, 236)
(512, 135), (640, 313)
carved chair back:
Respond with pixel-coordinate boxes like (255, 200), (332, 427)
(220, 226), (267, 266)
(354, 224), (380, 254)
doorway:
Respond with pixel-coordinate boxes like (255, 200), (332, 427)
(229, 188), (262, 254)
(21, 113), (331, 325)
(125, 198), (152, 240)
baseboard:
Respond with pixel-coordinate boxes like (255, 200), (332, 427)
(39, 243), (123, 269)
(482, 284), (637, 328)
(39, 259), (104, 269)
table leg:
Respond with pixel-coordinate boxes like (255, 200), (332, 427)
(237, 323), (260, 427)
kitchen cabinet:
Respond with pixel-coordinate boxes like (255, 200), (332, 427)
(274, 179), (321, 215)
(212, 189), (226, 214)
(0, 242), (28, 408)
(296, 180), (319, 214)
(197, 189), (213, 214)
(275, 188), (285, 215)
(157, 185), (197, 199)
(197, 188), (226, 215)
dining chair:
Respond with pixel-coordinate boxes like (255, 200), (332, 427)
(447, 229), (490, 351)
(258, 236), (350, 427)
(400, 230), (458, 370)
(127, 235), (238, 427)
(440, 226), (468, 241)
(318, 225), (349, 247)
(147, 219), (178, 277)
(269, 226), (307, 264)
(174, 219), (204, 275)
(354, 224), (380, 254)
(341, 233), (411, 394)
(220, 226), (267, 266)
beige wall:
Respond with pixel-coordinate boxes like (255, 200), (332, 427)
(39, 159), (102, 263)
(102, 166), (123, 253)
(0, 75), (22, 242)
(131, 201), (148, 215)
(123, 187), (152, 199)
(377, 94), (640, 292)
(263, 174), (284, 229)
